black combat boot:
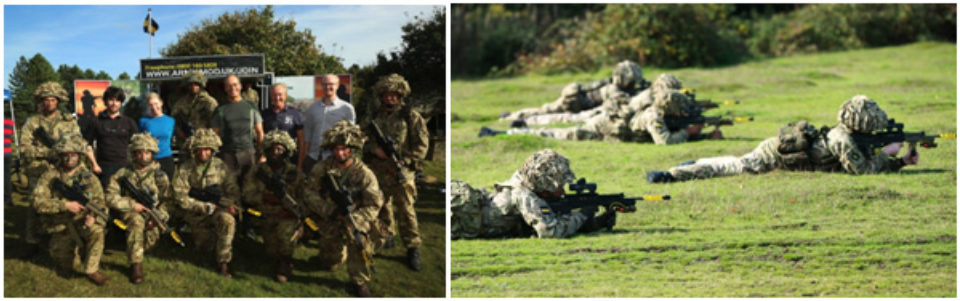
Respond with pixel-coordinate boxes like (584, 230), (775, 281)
(130, 263), (144, 284)
(87, 271), (109, 286)
(646, 171), (676, 183)
(510, 119), (527, 128)
(275, 257), (292, 283)
(478, 126), (505, 137)
(218, 262), (232, 278)
(406, 248), (421, 271)
(354, 283), (372, 297)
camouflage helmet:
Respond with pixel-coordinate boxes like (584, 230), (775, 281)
(374, 73), (412, 98)
(262, 129), (297, 154)
(54, 134), (88, 154)
(129, 132), (159, 154)
(651, 73), (683, 91)
(653, 89), (690, 116)
(517, 149), (576, 193)
(187, 128), (222, 151)
(837, 95), (888, 133)
(612, 60), (643, 89)
(321, 120), (365, 150)
(33, 81), (69, 103)
(182, 70), (207, 88)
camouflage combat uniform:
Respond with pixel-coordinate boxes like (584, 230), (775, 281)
(32, 136), (108, 281)
(521, 72), (676, 126)
(503, 60), (644, 120)
(242, 130), (305, 281)
(171, 129), (240, 272)
(450, 149), (588, 239)
(20, 82), (87, 245)
(303, 121), (383, 290)
(104, 134), (170, 267)
(666, 95), (905, 181)
(362, 74), (429, 252)
(171, 71), (219, 132)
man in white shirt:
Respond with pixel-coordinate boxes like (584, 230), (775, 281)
(301, 74), (356, 172)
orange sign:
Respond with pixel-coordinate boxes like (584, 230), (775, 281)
(74, 80), (111, 117)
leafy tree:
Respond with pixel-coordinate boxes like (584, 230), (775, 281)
(83, 69), (96, 79)
(118, 72), (131, 80)
(161, 5), (344, 75)
(8, 54), (58, 127)
(95, 71), (112, 80)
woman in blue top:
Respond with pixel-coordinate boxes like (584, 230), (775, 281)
(138, 92), (176, 179)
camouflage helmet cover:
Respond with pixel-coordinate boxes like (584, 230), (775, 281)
(373, 73), (411, 98)
(651, 73), (683, 91)
(34, 81), (69, 103)
(837, 95), (888, 133)
(182, 70), (207, 88)
(653, 89), (690, 116)
(321, 120), (365, 150)
(129, 132), (160, 154)
(517, 149), (576, 193)
(612, 60), (643, 88)
(262, 129), (297, 154)
(54, 134), (88, 154)
(187, 128), (222, 151)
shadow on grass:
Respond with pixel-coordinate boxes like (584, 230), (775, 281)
(899, 168), (950, 175)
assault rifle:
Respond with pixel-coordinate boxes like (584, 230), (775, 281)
(322, 173), (375, 273)
(117, 177), (185, 247)
(369, 121), (407, 182)
(851, 118), (956, 157)
(51, 178), (109, 221)
(663, 114), (753, 131)
(188, 184), (223, 205)
(681, 88), (740, 110)
(33, 127), (57, 148)
(255, 169), (319, 236)
(544, 178), (669, 230)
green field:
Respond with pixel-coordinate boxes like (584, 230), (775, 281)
(451, 42), (957, 297)
(3, 151), (446, 297)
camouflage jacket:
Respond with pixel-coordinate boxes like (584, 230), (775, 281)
(483, 173), (586, 239)
(105, 162), (171, 219)
(826, 124), (901, 174)
(243, 161), (306, 219)
(172, 91), (218, 130)
(32, 167), (108, 231)
(172, 157), (240, 215)
(303, 158), (382, 233)
(362, 108), (429, 180)
(19, 111), (84, 162)
(630, 106), (689, 145)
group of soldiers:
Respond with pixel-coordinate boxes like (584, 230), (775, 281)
(17, 71), (430, 297)
(453, 60), (926, 239)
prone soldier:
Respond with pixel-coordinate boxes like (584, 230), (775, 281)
(304, 121), (383, 297)
(171, 128), (241, 277)
(32, 135), (110, 285)
(104, 133), (173, 284)
(242, 130), (306, 283)
(362, 73), (429, 271)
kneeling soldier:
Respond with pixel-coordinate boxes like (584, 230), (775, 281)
(172, 128), (240, 277)
(32, 135), (109, 285)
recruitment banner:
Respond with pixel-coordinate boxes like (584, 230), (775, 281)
(139, 54), (265, 80)
(74, 80), (111, 117)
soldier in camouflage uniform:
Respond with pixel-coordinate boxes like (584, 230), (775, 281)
(32, 135), (110, 285)
(303, 120), (382, 297)
(171, 128), (241, 277)
(171, 71), (218, 140)
(104, 133), (171, 284)
(361, 74), (429, 271)
(450, 149), (615, 239)
(501, 60), (645, 121)
(242, 130), (305, 283)
(19, 82), (100, 253)
(647, 95), (918, 183)
(629, 88), (722, 145)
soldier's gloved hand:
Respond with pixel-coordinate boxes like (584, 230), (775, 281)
(64, 201), (86, 214)
(597, 209), (617, 231)
(882, 142), (903, 156)
(84, 214), (95, 227)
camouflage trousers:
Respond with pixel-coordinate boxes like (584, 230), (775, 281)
(375, 179), (421, 249)
(507, 116), (624, 142)
(668, 137), (782, 181)
(503, 85), (595, 121)
(522, 109), (605, 126)
(260, 216), (300, 258)
(48, 221), (105, 275)
(314, 220), (375, 286)
(183, 211), (236, 263)
(121, 212), (161, 264)
(25, 160), (54, 245)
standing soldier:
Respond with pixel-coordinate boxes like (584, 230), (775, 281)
(32, 135), (109, 285)
(171, 128), (240, 277)
(304, 121), (382, 297)
(20, 81), (100, 254)
(104, 133), (171, 284)
(242, 130), (305, 283)
(171, 71), (218, 141)
(362, 74), (428, 271)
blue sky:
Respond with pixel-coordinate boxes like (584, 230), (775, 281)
(3, 5), (441, 89)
